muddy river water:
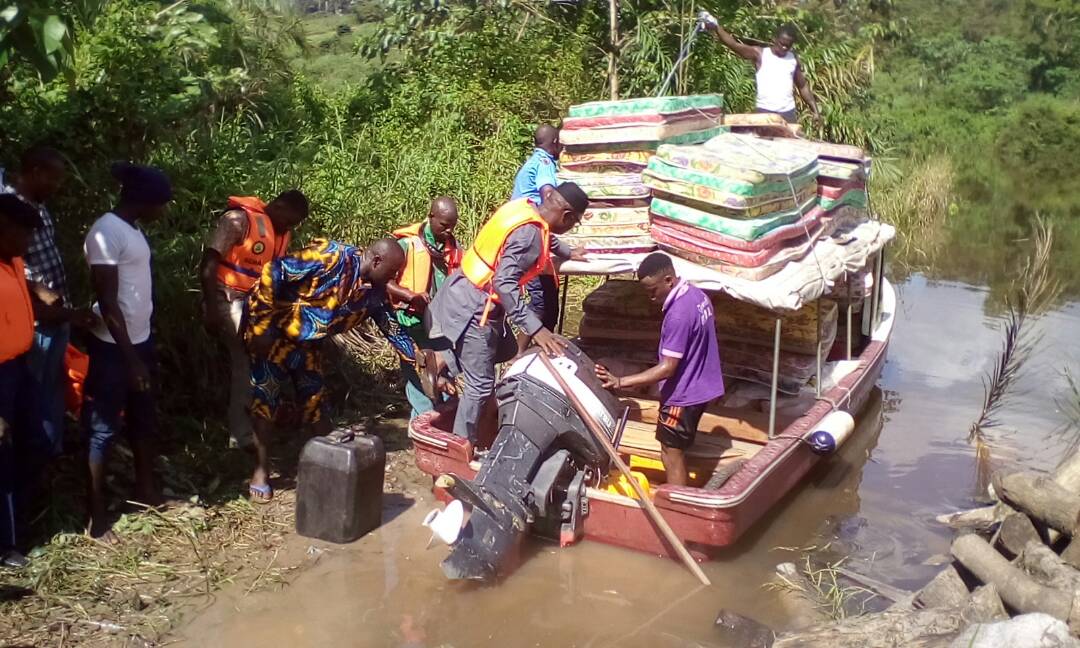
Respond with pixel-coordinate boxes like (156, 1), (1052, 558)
(174, 270), (1080, 647)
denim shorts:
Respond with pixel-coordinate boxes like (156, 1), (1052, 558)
(81, 336), (157, 463)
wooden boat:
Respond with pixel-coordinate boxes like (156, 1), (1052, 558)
(408, 261), (895, 559)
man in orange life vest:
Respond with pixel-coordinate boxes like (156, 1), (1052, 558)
(384, 196), (461, 419)
(427, 183), (589, 443)
(199, 191), (309, 449)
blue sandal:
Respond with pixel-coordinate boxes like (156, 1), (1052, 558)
(249, 482), (274, 503)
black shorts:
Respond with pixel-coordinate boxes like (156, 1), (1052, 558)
(655, 402), (707, 451)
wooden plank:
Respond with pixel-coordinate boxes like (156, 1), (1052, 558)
(620, 396), (781, 444)
(617, 421), (748, 459)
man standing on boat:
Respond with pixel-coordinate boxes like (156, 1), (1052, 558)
(427, 183), (589, 445)
(699, 14), (822, 126)
(510, 124), (583, 354)
(595, 253), (725, 487)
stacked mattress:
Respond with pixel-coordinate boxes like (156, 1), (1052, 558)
(577, 280), (837, 394)
(769, 138), (870, 213)
(557, 95), (726, 253)
(644, 132), (828, 280)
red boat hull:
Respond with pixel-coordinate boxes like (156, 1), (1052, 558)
(409, 285), (893, 559)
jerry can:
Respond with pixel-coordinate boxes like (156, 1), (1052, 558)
(296, 426), (385, 543)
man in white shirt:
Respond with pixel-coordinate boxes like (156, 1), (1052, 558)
(82, 162), (172, 542)
(701, 16), (822, 125)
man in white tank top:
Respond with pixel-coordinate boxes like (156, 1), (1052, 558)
(700, 17), (821, 125)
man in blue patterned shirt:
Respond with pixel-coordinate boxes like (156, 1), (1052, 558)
(1, 147), (96, 456)
(241, 237), (405, 501)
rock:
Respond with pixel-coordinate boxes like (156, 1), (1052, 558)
(949, 613), (1080, 648)
(714, 609), (774, 647)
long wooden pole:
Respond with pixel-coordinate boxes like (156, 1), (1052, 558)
(536, 353), (711, 586)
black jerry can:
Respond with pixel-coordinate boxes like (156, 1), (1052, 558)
(295, 427), (385, 543)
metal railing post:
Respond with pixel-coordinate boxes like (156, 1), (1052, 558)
(769, 317), (782, 438)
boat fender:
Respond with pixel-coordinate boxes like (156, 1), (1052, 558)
(423, 499), (465, 546)
(807, 411), (856, 455)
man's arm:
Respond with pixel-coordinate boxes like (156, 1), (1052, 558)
(596, 356), (679, 390)
(27, 281), (97, 328)
(539, 185), (556, 203)
(705, 23), (760, 63)
(794, 63), (822, 122)
(91, 265), (151, 391)
(492, 227), (546, 337)
(200, 211), (245, 331)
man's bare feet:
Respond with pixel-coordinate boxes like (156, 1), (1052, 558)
(88, 519), (120, 545)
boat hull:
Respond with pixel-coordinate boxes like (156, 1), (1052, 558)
(408, 280), (895, 558)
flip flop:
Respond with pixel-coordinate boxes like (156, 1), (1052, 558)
(249, 483), (274, 504)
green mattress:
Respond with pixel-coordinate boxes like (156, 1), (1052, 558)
(645, 157), (816, 198)
(568, 94), (725, 119)
(650, 195), (819, 241)
(689, 133), (819, 177)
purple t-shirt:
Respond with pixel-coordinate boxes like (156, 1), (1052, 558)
(658, 281), (725, 407)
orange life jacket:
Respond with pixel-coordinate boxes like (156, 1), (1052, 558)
(391, 221), (462, 307)
(0, 257), (33, 363)
(460, 199), (552, 326)
(216, 196), (291, 292)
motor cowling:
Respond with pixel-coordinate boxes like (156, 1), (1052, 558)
(436, 343), (622, 581)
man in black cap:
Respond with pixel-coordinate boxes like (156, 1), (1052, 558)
(82, 162), (173, 542)
(428, 183), (589, 444)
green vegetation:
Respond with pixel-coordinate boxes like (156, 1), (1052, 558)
(865, 0), (1080, 296)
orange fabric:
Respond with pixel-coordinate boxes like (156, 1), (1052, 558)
(64, 344), (89, 416)
(0, 257), (34, 362)
(460, 199), (551, 324)
(216, 196), (291, 292)
(391, 221), (461, 302)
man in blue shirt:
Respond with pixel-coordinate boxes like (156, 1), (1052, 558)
(511, 124), (560, 203)
(510, 124), (570, 353)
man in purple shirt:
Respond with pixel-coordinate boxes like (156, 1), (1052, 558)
(595, 253), (725, 486)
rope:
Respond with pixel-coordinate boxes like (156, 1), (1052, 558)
(655, 21), (704, 97)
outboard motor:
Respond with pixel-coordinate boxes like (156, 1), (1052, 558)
(432, 343), (622, 581)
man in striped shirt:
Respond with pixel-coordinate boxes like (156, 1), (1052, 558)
(1, 146), (96, 456)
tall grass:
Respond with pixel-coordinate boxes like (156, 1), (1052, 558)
(871, 153), (955, 269)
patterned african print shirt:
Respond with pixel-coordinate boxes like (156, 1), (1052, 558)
(245, 239), (386, 353)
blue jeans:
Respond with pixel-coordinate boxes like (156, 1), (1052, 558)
(81, 336), (157, 464)
(26, 322), (70, 456)
(402, 359), (444, 421)
(0, 356), (49, 550)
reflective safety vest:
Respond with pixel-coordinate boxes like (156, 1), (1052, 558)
(391, 221), (461, 307)
(216, 196), (291, 292)
(460, 199), (551, 326)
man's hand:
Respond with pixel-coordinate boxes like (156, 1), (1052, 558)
(569, 246), (589, 262)
(532, 328), (568, 358)
(404, 290), (430, 314)
(697, 10), (719, 31)
(436, 375), (457, 397)
(0, 417), (8, 443)
(595, 364), (621, 390)
(127, 357), (152, 393)
(811, 112), (824, 128)
(70, 308), (100, 330)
